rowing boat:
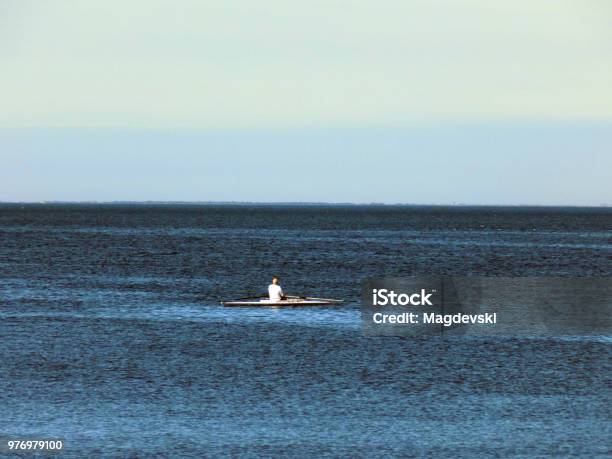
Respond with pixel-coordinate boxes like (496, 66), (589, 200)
(221, 295), (343, 307)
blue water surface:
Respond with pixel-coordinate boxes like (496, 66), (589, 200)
(0, 204), (610, 457)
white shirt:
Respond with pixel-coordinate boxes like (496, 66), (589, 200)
(268, 284), (284, 302)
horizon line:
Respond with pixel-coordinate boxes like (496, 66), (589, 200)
(1, 200), (610, 209)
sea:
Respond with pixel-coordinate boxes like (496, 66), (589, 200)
(0, 204), (610, 458)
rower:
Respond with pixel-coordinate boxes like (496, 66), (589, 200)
(268, 276), (286, 302)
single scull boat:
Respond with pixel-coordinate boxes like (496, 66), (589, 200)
(221, 295), (343, 307)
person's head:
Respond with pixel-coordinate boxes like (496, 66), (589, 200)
(272, 276), (280, 285)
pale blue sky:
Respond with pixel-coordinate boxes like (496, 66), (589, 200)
(1, 1), (611, 204)
(2, 124), (610, 205)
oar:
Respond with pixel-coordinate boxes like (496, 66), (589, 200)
(299, 296), (343, 303)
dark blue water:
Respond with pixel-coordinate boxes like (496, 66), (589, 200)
(1, 204), (610, 457)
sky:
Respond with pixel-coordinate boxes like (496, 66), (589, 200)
(1, 1), (611, 204)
